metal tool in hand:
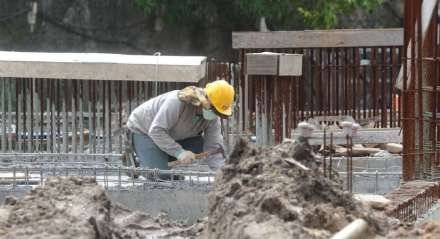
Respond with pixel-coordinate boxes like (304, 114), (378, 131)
(169, 148), (224, 167)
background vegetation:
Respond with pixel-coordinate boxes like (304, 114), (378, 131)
(135, 0), (383, 30)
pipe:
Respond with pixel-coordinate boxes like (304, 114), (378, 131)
(331, 219), (369, 239)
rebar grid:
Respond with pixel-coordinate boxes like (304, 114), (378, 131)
(0, 165), (215, 191)
(388, 181), (440, 222)
(401, 0), (440, 180)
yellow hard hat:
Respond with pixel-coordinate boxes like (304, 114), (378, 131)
(204, 80), (235, 116)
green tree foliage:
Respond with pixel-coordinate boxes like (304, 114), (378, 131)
(135, 0), (382, 30)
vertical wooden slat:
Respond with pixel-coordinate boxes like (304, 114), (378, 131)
(22, 78), (27, 152)
(106, 81), (112, 153)
(335, 48), (340, 116)
(362, 48), (368, 119)
(97, 81), (103, 153)
(16, 78), (22, 152)
(354, 48), (360, 120)
(79, 80), (84, 153)
(91, 81), (97, 153)
(390, 47), (400, 127)
(370, 48), (377, 119)
(47, 79), (53, 152)
(118, 81), (123, 153)
(72, 80), (78, 154)
(318, 49), (323, 116)
(381, 47), (387, 127)
(102, 81), (106, 153)
(51, 79), (57, 153)
(88, 80), (95, 153)
(344, 49), (349, 116)
(327, 49), (331, 117)
(127, 81), (132, 120)
(1, 78), (6, 152)
(56, 80), (61, 153)
(310, 49), (315, 118)
(62, 80), (68, 153)
(29, 78), (34, 152)
(34, 78), (40, 152)
(122, 81), (128, 149)
(7, 78), (13, 151)
(39, 79), (45, 152)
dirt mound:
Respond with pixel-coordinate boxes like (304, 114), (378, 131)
(206, 138), (391, 239)
(0, 177), (186, 239)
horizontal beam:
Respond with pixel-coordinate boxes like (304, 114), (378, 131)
(292, 128), (402, 145)
(0, 51), (206, 82)
(233, 28), (403, 49)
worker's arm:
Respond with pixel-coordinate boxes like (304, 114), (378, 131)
(203, 118), (225, 154)
(148, 98), (184, 157)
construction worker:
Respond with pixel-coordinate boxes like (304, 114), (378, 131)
(126, 80), (234, 170)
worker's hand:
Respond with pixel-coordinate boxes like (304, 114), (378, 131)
(177, 150), (196, 164)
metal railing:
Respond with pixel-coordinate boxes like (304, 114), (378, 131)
(388, 182), (440, 222)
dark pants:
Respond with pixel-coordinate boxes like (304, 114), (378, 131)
(132, 133), (203, 170)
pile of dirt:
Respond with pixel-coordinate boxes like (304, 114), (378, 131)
(205, 137), (392, 239)
(0, 177), (187, 239)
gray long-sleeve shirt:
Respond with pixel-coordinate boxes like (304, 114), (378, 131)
(127, 90), (224, 157)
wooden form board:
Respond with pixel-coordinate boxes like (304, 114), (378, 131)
(233, 28), (403, 49)
(291, 128), (402, 145)
(0, 51), (206, 82)
(246, 52), (303, 76)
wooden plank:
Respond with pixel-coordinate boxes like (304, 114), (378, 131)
(232, 28), (403, 49)
(35, 79), (40, 152)
(79, 80), (84, 153)
(46, 81), (52, 152)
(87, 81), (93, 153)
(27, 78), (32, 152)
(292, 128), (402, 145)
(246, 53), (278, 75)
(1, 78), (6, 152)
(96, 81), (103, 153)
(0, 52), (206, 82)
(72, 80), (78, 154)
(105, 81), (111, 153)
(7, 79), (12, 151)
(62, 80), (68, 153)
(16, 79), (22, 152)
(0, 79), (7, 152)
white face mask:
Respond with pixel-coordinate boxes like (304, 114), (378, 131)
(202, 108), (218, 121)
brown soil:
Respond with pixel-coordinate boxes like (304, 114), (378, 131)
(0, 177), (186, 239)
(205, 137), (392, 239)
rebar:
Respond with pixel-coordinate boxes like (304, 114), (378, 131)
(0, 165), (215, 190)
(388, 181), (440, 222)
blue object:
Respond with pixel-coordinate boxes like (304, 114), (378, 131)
(132, 133), (203, 170)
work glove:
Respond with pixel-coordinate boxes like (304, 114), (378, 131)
(176, 150), (196, 164)
(204, 154), (225, 171)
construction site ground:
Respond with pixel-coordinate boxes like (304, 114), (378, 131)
(0, 138), (437, 238)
